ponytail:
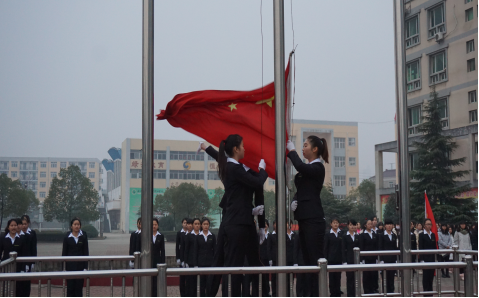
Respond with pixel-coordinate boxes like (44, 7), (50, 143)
(306, 136), (329, 164)
(218, 134), (243, 183)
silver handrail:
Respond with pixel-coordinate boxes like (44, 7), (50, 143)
(16, 255), (135, 263)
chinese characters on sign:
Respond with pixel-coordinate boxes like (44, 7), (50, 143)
(131, 161), (165, 169)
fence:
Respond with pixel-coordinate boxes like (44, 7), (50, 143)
(0, 248), (477, 297)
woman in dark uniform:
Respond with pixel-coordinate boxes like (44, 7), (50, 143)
(151, 218), (165, 296)
(62, 217), (89, 297)
(20, 215), (37, 297)
(324, 217), (343, 297)
(286, 136), (329, 297)
(342, 219), (359, 297)
(185, 218), (201, 297)
(359, 219), (379, 294)
(0, 219), (27, 296)
(129, 217), (141, 268)
(194, 218), (216, 297)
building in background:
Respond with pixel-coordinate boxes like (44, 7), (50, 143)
(375, 0), (478, 219)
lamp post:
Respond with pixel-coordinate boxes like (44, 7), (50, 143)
(38, 203), (43, 232)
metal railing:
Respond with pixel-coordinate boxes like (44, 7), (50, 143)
(0, 249), (477, 297)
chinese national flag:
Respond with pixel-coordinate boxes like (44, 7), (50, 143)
(156, 62), (291, 180)
(425, 191), (439, 248)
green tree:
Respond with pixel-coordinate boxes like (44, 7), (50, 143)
(43, 165), (100, 225)
(321, 183), (353, 225)
(209, 188), (225, 222)
(410, 87), (471, 223)
(383, 193), (399, 223)
(346, 179), (377, 224)
(264, 190), (276, 224)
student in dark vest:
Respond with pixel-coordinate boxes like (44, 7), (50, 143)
(378, 219), (397, 294)
(176, 218), (188, 296)
(19, 215), (37, 297)
(151, 218), (165, 296)
(62, 217), (89, 297)
(193, 218), (216, 297)
(286, 136), (329, 297)
(324, 217), (343, 297)
(259, 220), (271, 297)
(342, 219), (359, 297)
(359, 219), (379, 294)
(419, 218), (437, 297)
(129, 217), (141, 269)
(0, 219), (27, 296)
(185, 218), (201, 297)
(285, 220), (296, 297)
(268, 220), (278, 297)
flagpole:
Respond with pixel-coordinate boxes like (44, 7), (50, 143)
(140, 0), (154, 295)
(273, 0), (287, 296)
(393, 0), (411, 296)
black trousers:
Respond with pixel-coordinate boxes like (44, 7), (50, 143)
(346, 271), (355, 297)
(271, 261), (277, 297)
(285, 263), (294, 297)
(223, 224), (262, 297)
(362, 259), (378, 294)
(328, 261), (341, 297)
(381, 265), (395, 294)
(67, 279), (84, 297)
(298, 218), (325, 297)
(186, 264), (197, 297)
(206, 224), (225, 297)
(296, 271), (311, 297)
(16, 280), (31, 297)
(438, 254), (450, 276)
(422, 268), (434, 296)
(241, 273), (259, 297)
(260, 258), (271, 297)
(179, 275), (186, 296)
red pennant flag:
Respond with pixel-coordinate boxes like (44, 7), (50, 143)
(425, 191), (439, 249)
(156, 62), (291, 179)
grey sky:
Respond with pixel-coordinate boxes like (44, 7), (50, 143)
(0, 1), (396, 181)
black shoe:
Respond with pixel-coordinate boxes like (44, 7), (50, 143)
(441, 274), (447, 278)
(445, 274), (451, 278)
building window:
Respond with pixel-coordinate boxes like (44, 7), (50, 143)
(438, 98), (449, 128)
(349, 177), (357, 187)
(469, 91), (477, 103)
(269, 179), (275, 185)
(410, 153), (419, 171)
(467, 58), (476, 72)
(430, 51), (447, 84)
(408, 106), (421, 135)
(349, 157), (356, 166)
(11, 162), (17, 168)
(208, 171), (220, 181)
(405, 15), (420, 48)
(88, 172), (95, 178)
(153, 170), (167, 179)
(11, 171), (17, 178)
(40, 172), (46, 178)
(334, 195), (346, 200)
(467, 40), (475, 53)
(89, 162), (95, 168)
(154, 151), (167, 160)
(40, 162), (46, 168)
(466, 8), (474, 22)
(208, 156), (215, 161)
(334, 156), (345, 168)
(40, 192), (46, 198)
(40, 182), (46, 188)
(169, 170), (204, 180)
(334, 138), (345, 149)
(130, 169), (142, 179)
(169, 151), (205, 161)
(428, 3), (445, 39)
(389, 182), (395, 188)
(348, 138), (356, 146)
(51, 162), (57, 168)
(59, 162), (66, 168)
(466, 0), (473, 3)
(407, 60), (421, 92)
(334, 175), (346, 187)
(470, 110), (478, 123)
(51, 172), (57, 178)
(130, 150), (142, 160)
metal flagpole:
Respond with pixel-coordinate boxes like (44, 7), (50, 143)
(140, 0), (154, 296)
(273, 0), (287, 296)
(393, 0), (411, 296)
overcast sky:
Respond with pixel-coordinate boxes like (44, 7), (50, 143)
(0, 0), (397, 181)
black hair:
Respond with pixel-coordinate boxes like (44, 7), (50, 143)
(218, 134), (243, 182)
(440, 223), (448, 235)
(14, 218), (22, 225)
(330, 217), (339, 224)
(193, 217), (201, 224)
(363, 219), (371, 230)
(378, 221), (384, 227)
(186, 218), (193, 224)
(70, 217), (82, 228)
(152, 218), (159, 225)
(347, 219), (357, 226)
(424, 218), (432, 225)
(306, 135), (329, 163)
(372, 216), (378, 221)
(201, 217), (210, 225)
(182, 217), (188, 223)
(21, 215), (31, 223)
(265, 219), (269, 227)
(137, 217), (142, 224)
(5, 219), (17, 235)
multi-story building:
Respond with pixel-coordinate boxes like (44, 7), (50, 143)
(374, 0), (478, 219)
(0, 157), (102, 201)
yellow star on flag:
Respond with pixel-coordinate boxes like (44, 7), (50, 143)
(255, 96), (274, 107)
(228, 103), (237, 111)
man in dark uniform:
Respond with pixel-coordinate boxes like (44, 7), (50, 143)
(419, 218), (436, 297)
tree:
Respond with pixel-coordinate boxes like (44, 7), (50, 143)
(346, 180), (377, 224)
(0, 174), (39, 231)
(410, 87), (471, 223)
(209, 188), (225, 222)
(43, 165), (100, 225)
(321, 183), (353, 225)
(383, 193), (399, 224)
(264, 190), (276, 224)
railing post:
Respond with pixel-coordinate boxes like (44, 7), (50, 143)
(9, 252), (16, 297)
(134, 252), (140, 297)
(63, 261), (66, 297)
(354, 247), (360, 297)
(318, 258), (328, 297)
(452, 245), (459, 297)
(157, 263), (167, 297)
(38, 261), (42, 297)
(436, 253), (441, 297)
(464, 255), (474, 297)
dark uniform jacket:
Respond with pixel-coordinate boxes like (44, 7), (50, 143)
(151, 232), (166, 267)
(342, 232), (359, 264)
(378, 231), (398, 263)
(324, 229), (343, 264)
(259, 232), (270, 261)
(175, 230), (185, 260)
(62, 230), (89, 271)
(194, 231), (216, 267)
(184, 232), (199, 266)
(0, 233), (28, 272)
(293, 230), (305, 265)
(22, 229), (37, 269)
(286, 232), (296, 265)
(410, 230), (417, 251)
(418, 231), (436, 262)
(268, 232), (278, 264)
(287, 151), (326, 221)
(359, 230), (378, 263)
(129, 230), (140, 255)
(180, 231), (189, 263)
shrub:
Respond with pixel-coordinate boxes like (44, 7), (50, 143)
(82, 224), (99, 239)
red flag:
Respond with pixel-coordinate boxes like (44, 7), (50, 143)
(425, 191), (439, 248)
(156, 63), (291, 179)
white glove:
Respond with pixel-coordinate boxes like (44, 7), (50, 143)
(380, 261), (384, 264)
(259, 228), (266, 245)
(258, 159), (266, 170)
(176, 259), (181, 266)
(252, 205), (264, 216)
(420, 261), (424, 263)
(286, 140), (295, 151)
(291, 201), (298, 212)
(129, 261), (134, 269)
(269, 260), (273, 266)
(343, 262), (347, 265)
(197, 142), (204, 154)
(294, 264), (298, 267)
(181, 261), (185, 268)
(194, 266), (198, 268)
(31, 264), (35, 271)
(185, 263), (190, 268)
(360, 261), (365, 265)
(25, 265), (29, 272)
(84, 269), (87, 271)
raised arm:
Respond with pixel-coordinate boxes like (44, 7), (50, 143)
(287, 151), (324, 177)
(234, 165), (268, 189)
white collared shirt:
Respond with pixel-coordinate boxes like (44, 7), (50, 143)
(26, 228), (32, 234)
(153, 231), (161, 244)
(19, 230), (25, 236)
(287, 231), (294, 240)
(423, 229), (432, 239)
(264, 231), (269, 239)
(135, 229), (141, 234)
(309, 158), (321, 164)
(201, 230), (212, 242)
(330, 229), (339, 237)
(272, 231), (276, 235)
(180, 228), (185, 233)
(227, 158), (250, 172)
(364, 230), (373, 239)
(5, 233), (19, 245)
(68, 230), (84, 244)
(192, 230), (200, 236)
(384, 230), (392, 241)
(346, 231), (355, 242)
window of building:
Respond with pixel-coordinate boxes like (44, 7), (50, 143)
(88, 172), (95, 178)
(40, 182), (46, 188)
(169, 170), (204, 180)
(130, 169), (142, 179)
(51, 172), (57, 178)
(470, 110), (478, 123)
(169, 151), (205, 161)
(89, 162), (95, 168)
(11, 171), (17, 178)
(153, 170), (166, 179)
(130, 150), (142, 160)
(11, 162), (17, 168)
(428, 3), (445, 39)
(438, 98), (449, 128)
(51, 162), (57, 168)
(466, 0), (473, 3)
(406, 15), (420, 48)
(334, 175), (346, 187)
(154, 151), (167, 160)
(467, 40), (475, 53)
(469, 90), (477, 103)
(467, 58), (476, 72)
(60, 162), (67, 168)
(334, 195), (346, 200)
(349, 157), (356, 166)
(430, 51), (447, 84)
(40, 172), (46, 178)
(466, 8), (474, 22)
(40, 192), (46, 198)
(334, 138), (345, 149)
(334, 156), (346, 168)
(208, 171), (220, 181)
(389, 182), (395, 188)
(410, 153), (419, 171)
(408, 106), (421, 135)
(40, 162), (46, 168)
(407, 60), (421, 92)
(349, 177), (357, 187)
(269, 179), (275, 186)
(208, 156), (215, 161)
(348, 137), (356, 146)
